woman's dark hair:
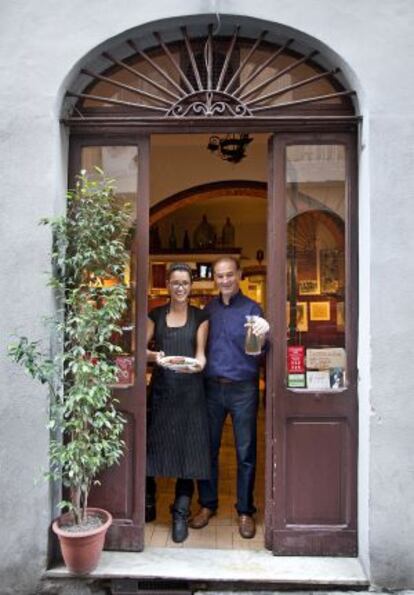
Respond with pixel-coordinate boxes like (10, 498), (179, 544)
(167, 262), (193, 281)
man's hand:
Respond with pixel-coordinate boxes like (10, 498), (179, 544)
(251, 316), (270, 337)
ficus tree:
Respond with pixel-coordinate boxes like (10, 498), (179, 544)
(9, 169), (131, 525)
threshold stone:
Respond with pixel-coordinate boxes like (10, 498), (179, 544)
(46, 547), (368, 586)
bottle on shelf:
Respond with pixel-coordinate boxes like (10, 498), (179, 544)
(168, 224), (177, 250)
(183, 229), (190, 251)
(150, 225), (162, 250)
(193, 214), (216, 250)
(222, 217), (235, 247)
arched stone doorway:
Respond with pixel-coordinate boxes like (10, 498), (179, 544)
(67, 15), (358, 557)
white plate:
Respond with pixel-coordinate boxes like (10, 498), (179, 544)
(159, 355), (199, 371)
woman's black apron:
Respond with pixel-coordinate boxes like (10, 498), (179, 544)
(147, 305), (210, 479)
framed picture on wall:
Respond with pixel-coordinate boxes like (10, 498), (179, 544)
(286, 301), (309, 332)
(320, 249), (344, 294)
(299, 279), (320, 295)
(310, 301), (330, 321)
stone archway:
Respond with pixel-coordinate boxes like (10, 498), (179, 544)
(66, 12), (359, 560)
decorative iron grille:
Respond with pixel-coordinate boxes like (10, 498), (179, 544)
(67, 25), (355, 119)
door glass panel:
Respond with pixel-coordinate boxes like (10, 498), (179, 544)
(80, 146), (138, 387)
(285, 145), (346, 391)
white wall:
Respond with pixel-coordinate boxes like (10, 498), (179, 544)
(1, 1), (414, 591)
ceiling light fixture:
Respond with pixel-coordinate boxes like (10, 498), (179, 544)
(207, 133), (253, 164)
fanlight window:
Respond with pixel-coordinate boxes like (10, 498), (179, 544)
(67, 26), (355, 119)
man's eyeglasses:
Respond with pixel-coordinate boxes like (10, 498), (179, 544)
(170, 280), (191, 288)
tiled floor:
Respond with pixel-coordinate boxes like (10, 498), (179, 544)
(145, 398), (266, 549)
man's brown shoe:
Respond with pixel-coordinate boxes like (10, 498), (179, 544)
(189, 507), (216, 529)
(239, 514), (256, 539)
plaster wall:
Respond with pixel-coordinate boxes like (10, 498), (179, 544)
(0, 0), (413, 592)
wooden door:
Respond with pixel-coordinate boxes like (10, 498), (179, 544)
(69, 136), (150, 551)
(265, 133), (358, 556)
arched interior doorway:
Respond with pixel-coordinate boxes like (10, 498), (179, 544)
(66, 16), (358, 557)
(147, 179), (268, 549)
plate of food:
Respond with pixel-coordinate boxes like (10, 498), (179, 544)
(159, 355), (200, 372)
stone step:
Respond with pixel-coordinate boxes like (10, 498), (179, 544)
(46, 547), (369, 590)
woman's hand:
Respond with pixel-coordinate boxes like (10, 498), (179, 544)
(155, 351), (166, 365)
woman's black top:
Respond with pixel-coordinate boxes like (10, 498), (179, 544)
(147, 304), (210, 479)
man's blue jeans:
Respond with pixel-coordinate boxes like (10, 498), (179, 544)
(197, 378), (259, 516)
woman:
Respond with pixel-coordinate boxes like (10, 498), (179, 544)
(146, 263), (210, 543)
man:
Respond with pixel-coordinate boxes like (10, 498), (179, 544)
(190, 257), (269, 539)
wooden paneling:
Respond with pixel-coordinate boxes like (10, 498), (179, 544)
(285, 418), (348, 525)
(88, 411), (135, 518)
(68, 135), (150, 552)
(267, 133), (358, 556)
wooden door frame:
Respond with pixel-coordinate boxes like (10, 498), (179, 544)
(266, 132), (358, 555)
(69, 134), (150, 550)
(68, 122), (358, 554)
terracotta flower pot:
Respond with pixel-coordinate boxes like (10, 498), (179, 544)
(52, 507), (112, 575)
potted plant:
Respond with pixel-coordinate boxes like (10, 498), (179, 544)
(8, 169), (131, 574)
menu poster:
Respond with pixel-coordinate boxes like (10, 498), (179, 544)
(287, 345), (305, 373)
(288, 373), (306, 388)
(306, 371), (330, 390)
(306, 347), (346, 370)
(115, 355), (134, 386)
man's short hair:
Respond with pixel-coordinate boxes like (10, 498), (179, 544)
(212, 256), (241, 273)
